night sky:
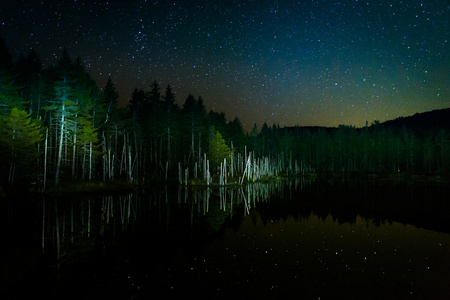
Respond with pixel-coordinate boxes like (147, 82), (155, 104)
(1, 0), (448, 131)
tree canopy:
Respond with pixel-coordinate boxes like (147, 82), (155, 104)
(207, 131), (231, 170)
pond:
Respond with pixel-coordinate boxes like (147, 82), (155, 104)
(1, 179), (450, 299)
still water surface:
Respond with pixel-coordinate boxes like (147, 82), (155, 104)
(1, 179), (450, 299)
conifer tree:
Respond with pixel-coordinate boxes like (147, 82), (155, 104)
(143, 80), (163, 139)
(145, 80), (161, 112)
(207, 131), (231, 172)
(162, 84), (175, 113)
(161, 84), (180, 167)
(48, 78), (78, 185)
(0, 71), (23, 113)
(77, 117), (102, 179)
(182, 94), (207, 163)
(102, 77), (119, 125)
(128, 88), (145, 127)
(227, 117), (246, 150)
(0, 36), (24, 113)
(0, 107), (43, 183)
(15, 50), (42, 117)
(208, 111), (228, 141)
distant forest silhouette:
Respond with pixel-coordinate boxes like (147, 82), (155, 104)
(1, 35), (449, 191)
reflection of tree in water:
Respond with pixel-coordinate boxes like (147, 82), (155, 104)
(28, 179), (450, 275)
(206, 203), (229, 233)
(4, 179), (450, 298)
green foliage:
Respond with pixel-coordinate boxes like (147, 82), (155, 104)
(0, 71), (24, 112)
(0, 36), (25, 112)
(14, 50), (42, 117)
(1, 34), (450, 189)
(77, 117), (102, 156)
(207, 131), (231, 170)
(0, 107), (43, 182)
(0, 107), (43, 161)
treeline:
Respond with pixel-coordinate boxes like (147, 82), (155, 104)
(0, 37), (250, 188)
(1, 37), (449, 190)
(265, 123), (450, 175)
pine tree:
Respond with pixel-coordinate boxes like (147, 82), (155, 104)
(0, 71), (23, 113)
(207, 131), (231, 172)
(0, 107), (43, 183)
(77, 117), (102, 180)
(162, 84), (175, 113)
(15, 50), (42, 117)
(208, 111), (228, 141)
(145, 80), (161, 112)
(128, 88), (145, 127)
(227, 117), (246, 151)
(0, 37), (24, 113)
(48, 78), (78, 186)
(182, 94), (207, 164)
(161, 84), (180, 168)
(102, 77), (119, 125)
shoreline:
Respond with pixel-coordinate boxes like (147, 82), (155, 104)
(1, 172), (449, 199)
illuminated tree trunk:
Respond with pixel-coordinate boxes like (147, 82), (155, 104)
(43, 129), (48, 189)
(72, 133), (77, 179)
(89, 142), (93, 180)
(55, 104), (65, 186)
(102, 132), (106, 181)
(168, 127), (171, 168)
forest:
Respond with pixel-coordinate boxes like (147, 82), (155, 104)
(1, 36), (449, 193)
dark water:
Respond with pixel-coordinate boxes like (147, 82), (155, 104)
(1, 179), (450, 299)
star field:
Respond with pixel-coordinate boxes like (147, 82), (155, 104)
(1, 0), (448, 130)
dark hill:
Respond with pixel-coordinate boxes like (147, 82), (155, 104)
(379, 108), (450, 130)
(284, 108), (450, 133)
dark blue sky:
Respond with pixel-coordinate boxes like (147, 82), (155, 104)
(1, 0), (448, 130)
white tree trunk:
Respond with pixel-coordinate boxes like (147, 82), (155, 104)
(43, 129), (48, 189)
(55, 103), (65, 186)
(89, 142), (92, 180)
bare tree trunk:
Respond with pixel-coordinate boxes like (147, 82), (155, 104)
(128, 145), (132, 182)
(179, 162), (182, 185)
(168, 127), (171, 168)
(102, 132), (106, 182)
(43, 128), (48, 190)
(206, 160), (210, 185)
(165, 161), (168, 180)
(190, 127), (194, 164)
(72, 133), (76, 179)
(8, 160), (15, 184)
(82, 150), (86, 180)
(111, 153), (115, 180)
(89, 142), (93, 180)
(55, 103), (65, 186)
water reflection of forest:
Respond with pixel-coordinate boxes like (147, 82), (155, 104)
(200, 212), (450, 298)
(31, 179), (449, 299)
(2, 179), (450, 298)
(39, 179), (449, 260)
